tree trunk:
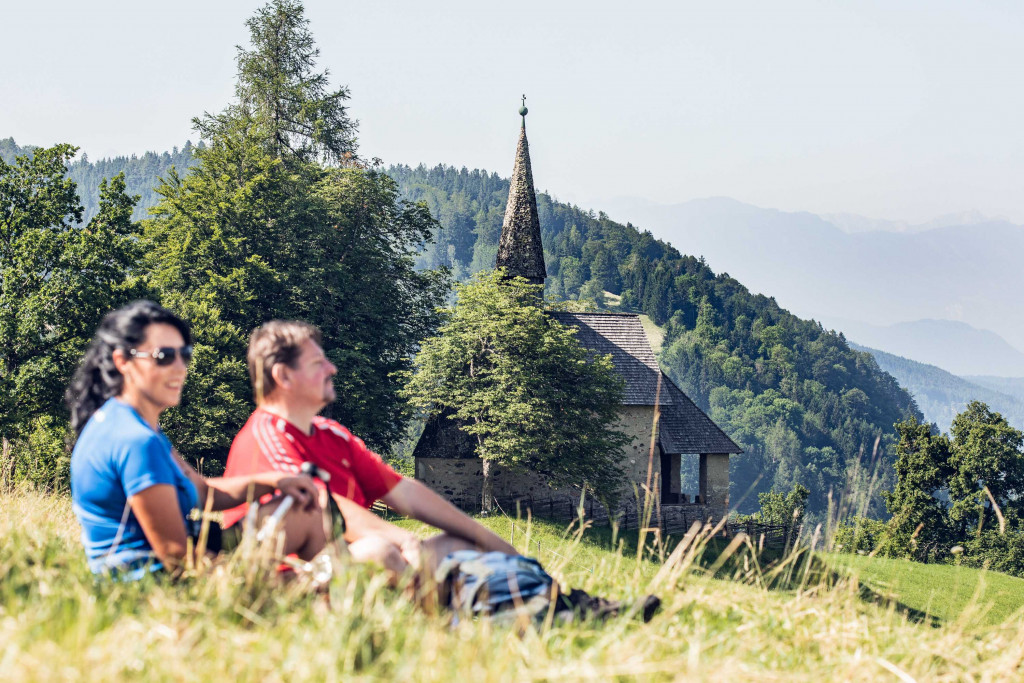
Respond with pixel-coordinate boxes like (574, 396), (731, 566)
(481, 458), (494, 513)
(1, 436), (12, 492)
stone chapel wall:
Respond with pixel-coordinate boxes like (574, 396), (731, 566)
(416, 405), (668, 511)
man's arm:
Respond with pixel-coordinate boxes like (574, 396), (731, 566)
(331, 492), (417, 546)
(382, 478), (517, 555)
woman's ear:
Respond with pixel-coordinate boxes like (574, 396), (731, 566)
(111, 348), (130, 376)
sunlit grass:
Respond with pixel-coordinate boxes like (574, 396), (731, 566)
(827, 552), (1024, 626)
(4, 488), (1024, 680)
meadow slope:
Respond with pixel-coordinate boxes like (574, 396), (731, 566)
(3, 489), (1024, 681)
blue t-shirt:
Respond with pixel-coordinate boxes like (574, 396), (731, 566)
(71, 397), (198, 579)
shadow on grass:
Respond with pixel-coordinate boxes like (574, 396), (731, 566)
(528, 514), (941, 627)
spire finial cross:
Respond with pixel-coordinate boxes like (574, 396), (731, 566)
(518, 94), (529, 128)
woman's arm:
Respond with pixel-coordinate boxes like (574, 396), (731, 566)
(171, 449), (316, 512)
(129, 484), (191, 572)
(204, 472), (319, 511)
(130, 478), (318, 572)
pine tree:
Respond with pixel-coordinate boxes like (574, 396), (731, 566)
(145, 1), (447, 467)
(881, 418), (953, 558)
(195, 0), (357, 166)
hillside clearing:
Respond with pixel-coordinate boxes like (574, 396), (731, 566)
(638, 315), (666, 355)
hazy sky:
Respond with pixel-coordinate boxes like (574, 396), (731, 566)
(4, 0), (1024, 223)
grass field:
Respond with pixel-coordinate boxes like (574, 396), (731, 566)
(827, 552), (1024, 627)
(5, 489), (1024, 680)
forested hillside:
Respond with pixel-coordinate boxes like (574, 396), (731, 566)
(0, 139), (922, 515)
(0, 137), (200, 222)
(852, 343), (1024, 433)
(389, 164), (922, 515)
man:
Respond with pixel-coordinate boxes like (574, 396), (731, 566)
(222, 320), (517, 576)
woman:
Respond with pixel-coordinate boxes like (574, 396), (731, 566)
(68, 300), (329, 579)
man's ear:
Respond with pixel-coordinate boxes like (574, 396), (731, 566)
(270, 362), (291, 391)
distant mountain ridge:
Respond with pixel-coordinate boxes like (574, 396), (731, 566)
(965, 376), (1024, 405)
(821, 318), (1024, 377)
(821, 209), (1000, 234)
(850, 343), (1024, 433)
(598, 196), (1024, 351)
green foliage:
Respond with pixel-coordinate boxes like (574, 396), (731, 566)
(753, 484), (809, 528)
(401, 270), (629, 509)
(19, 415), (70, 491)
(0, 144), (142, 489)
(948, 402), (1024, 533)
(881, 417), (953, 559)
(856, 403), (1024, 576)
(962, 529), (1024, 577)
(388, 164), (921, 515)
(145, 2), (447, 467)
(737, 484), (810, 549)
(832, 516), (889, 554)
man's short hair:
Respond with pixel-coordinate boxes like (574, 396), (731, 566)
(248, 320), (322, 402)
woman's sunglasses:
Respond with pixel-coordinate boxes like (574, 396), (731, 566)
(129, 345), (194, 367)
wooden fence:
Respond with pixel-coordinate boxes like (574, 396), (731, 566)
(485, 495), (793, 549)
(374, 494), (793, 549)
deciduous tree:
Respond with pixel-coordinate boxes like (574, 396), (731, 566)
(0, 145), (141, 488)
(401, 270), (629, 511)
(948, 401), (1024, 535)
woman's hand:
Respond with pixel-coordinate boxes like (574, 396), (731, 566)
(272, 474), (320, 512)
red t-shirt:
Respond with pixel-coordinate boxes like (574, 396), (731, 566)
(221, 409), (402, 528)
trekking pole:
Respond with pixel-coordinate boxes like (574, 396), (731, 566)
(257, 496), (294, 542)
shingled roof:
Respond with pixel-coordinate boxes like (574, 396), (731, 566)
(658, 376), (743, 454)
(549, 310), (742, 455)
(548, 312), (668, 405)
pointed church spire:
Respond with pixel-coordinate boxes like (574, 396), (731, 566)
(496, 95), (546, 286)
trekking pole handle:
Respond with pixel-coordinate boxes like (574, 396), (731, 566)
(259, 463), (327, 538)
(300, 461), (332, 484)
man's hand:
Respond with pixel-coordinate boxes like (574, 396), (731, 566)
(399, 536), (424, 570)
(271, 473), (319, 512)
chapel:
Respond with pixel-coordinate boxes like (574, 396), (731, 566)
(413, 101), (741, 522)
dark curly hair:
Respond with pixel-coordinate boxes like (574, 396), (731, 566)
(65, 300), (192, 436)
